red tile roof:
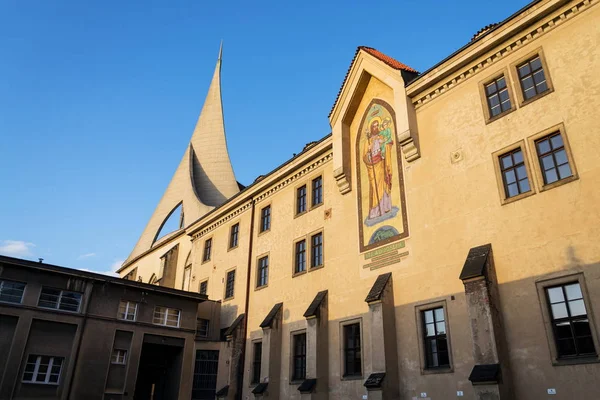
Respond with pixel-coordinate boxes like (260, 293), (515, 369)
(329, 46), (418, 118)
(359, 46), (418, 73)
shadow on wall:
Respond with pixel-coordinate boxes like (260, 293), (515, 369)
(243, 246), (600, 399)
(192, 149), (229, 207)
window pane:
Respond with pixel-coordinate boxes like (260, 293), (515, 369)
(545, 169), (558, 184)
(434, 308), (444, 322)
(530, 57), (542, 71)
(521, 76), (534, 90)
(552, 150), (568, 166)
(496, 77), (506, 89)
(537, 140), (551, 154)
(568, 299), (587, 317)
(498, 89), (509, 103)
(573, 319), (592, 336)
(424, 310), (433, 324)
(533, 69), (546, 85)
(515, 165), (527, 180)
(518, 63), (531, 77)
(558, 164), (572, 180)
(557, 338), (577, 357)
(59, 292), (81, 312)
(488, 94), (500, 107)
(436, 322), (446, 335)
(501, 155), (513, 169)
(485, 82), (497, 95)
(507, 183), (519, 198)
(519, 179), (530, 193)
(425, 323), (436, 337)
(505, 169), (516, 184)
(576, 336), (596, 355)
(551, 303), (569, 319)
(555, 321), (573, 339)
(541, 155), (555, 171)
(565, 284), (583, 300)
(550, 134), (564, 149)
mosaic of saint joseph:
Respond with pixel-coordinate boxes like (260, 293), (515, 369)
(361, 104), (396, 225)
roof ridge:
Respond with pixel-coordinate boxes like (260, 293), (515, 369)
(329, 46), (418, 118)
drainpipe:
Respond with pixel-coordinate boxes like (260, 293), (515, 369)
(237, 198), (256, 400)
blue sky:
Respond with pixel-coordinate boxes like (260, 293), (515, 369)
(0, 0), (530, 273)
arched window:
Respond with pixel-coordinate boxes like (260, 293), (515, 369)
(154, 203), (184, 243)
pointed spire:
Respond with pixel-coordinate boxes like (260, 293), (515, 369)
(122, 43), (239, 267)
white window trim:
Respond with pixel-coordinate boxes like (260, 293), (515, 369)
(22, 355), (63, 385)
(0, 279), (26, 304)
(118, 301), (138, 322)
(39, 288), (82, 313)
(111, 349), (128, 365)
(153, 306), (181, 328)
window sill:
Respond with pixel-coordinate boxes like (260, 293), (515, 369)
(223, 296), (234, 303)
(341, 374), (363, 381)
(257, 229), (271, 237)
(255, 284), (268, 292)
(22, 381), (59, 386)
(201, 259), (211, 265)
(289, 380), (304, 385)
(227, 245), (239, 252)
(292, 270), (307, 278)
(421, 366), (453, 375)
(310, 202), (324, 211)
(309, 264), (324, 272)
(518, 87), (554, 108)
(485, 107), (516, 125)
(552, 355), (599, 367)
(538, 174), (578, 193)
(500, 189), (536, 206)
(294, 210), (307, 219)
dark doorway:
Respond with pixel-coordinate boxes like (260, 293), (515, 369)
(192, 350), (219, 399)
(134, 339), (183, 400)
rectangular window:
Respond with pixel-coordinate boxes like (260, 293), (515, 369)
(257, 256), (269, 288)
(0, 279), (26, 304)
(118, 301), (138, 321)
(251, 342), (262, 384)
(311, 232), (323, 268)
(22, 355), (63, 385)
(535, 132), (572, 185)
(546, 282), (596, 358)
(199, 280), (208, 295)
(197, 318), (210, 338)
(182, 265), (192, 291)
(296, 185), (307, 214)
(229, 223), (239, 249)
(292, 333), (307, 381)
(225, 270), (235, 299)
(260, 205), (271, 233)
(203, 238), (212, 262)
(294, 240), (306, 274)
(499, 148), (530, 198)
(422, 307), (450, 369)
(312, 176), (323, 206)
(153, 306), (181, 327)
(485, 75), (511, 118)
(343, 323), (361, 377)
(38, 288), (82, 312)
(518, 55), (549, 101)
(111, 349), (127, 365)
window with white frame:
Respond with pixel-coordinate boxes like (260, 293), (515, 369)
(118, 301), (138, 321)
(0, 279), (26, 304)
(153, 306), (181, 327)
(22, 355), (64, 384)
(111, 349), (127, 365)
(38, 287), (82, 312)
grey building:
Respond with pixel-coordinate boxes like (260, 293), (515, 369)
(0, 255), (222, 400)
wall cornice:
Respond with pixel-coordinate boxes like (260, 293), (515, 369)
(409, 0), (596, 110)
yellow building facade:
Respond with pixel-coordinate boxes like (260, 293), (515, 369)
(119, 1), (600, 398)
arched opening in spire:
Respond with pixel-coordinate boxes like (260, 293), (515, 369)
(153, 202), (184, 244)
